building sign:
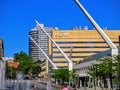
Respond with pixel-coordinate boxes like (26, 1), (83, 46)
(55, 32), (69, 37)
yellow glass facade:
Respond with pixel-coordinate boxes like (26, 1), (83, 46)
(49, 30), (120, 68)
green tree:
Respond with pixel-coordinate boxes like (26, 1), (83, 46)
(6, 64), (17, 79)
(6, 51), (42, 79)
(88, 56), (116, 89)
(31, 61), (41, 77)
(88, 64), (99, 89)
(14, 51), (33, 75)
(69, 69), (78, 84)
(98, 57), (115, 89)
(53, 68), (77, 85)
(114, 55), (120, 82)
(53, 68), (69, 85)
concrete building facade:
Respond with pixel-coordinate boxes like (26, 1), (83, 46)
(29, 24), (56, 62)
(49, 29), (120, 68)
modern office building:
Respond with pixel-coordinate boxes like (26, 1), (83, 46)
(0, 39), (4, 57)
(49, 29), (120, 68)
(29, 24), (57, 62)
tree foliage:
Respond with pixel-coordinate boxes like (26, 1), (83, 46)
(14, 51), (33, 75)
(88, 55), (120, 88)
(88, 56), (117, 78)
(6, 51), (41, 79)
(53, 68), (69, 84)
(31, 62), (41, 77)
(114, 55), (120, 82)
(69, 69), (78, 83)
(53, 68), (77, 85)
(6, 64), (17, 79)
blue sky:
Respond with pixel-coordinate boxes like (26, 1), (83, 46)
(0, 0), (120, 57)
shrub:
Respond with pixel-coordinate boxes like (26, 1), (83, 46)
(88, 84), (93, 88)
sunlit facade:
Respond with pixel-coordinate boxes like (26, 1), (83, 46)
(49, 29), (120, 68)
(29, 24), (56, 62)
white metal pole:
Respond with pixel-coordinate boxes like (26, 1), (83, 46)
(35, 21), (73, 71)
(29, 35), (58, 69)
(74, 0), (118, 56)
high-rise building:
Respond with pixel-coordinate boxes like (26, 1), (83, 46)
(29, 24), (57, 62)
(0, 39), (4, 57)
(49, 29), (120, 68)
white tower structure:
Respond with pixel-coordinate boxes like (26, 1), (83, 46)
(29, 35), (58, 69)
(29, 24), (54, 62)
(35, 21), (73, 71)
